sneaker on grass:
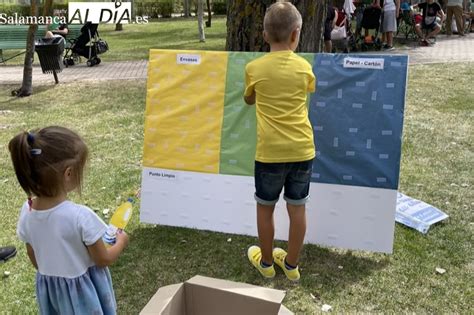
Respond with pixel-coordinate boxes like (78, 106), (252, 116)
(247, 245), (275, 279)
(273, 247), (300, 281)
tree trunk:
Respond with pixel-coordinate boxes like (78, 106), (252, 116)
(15, 0), (39, 97)
(225, 0), (327, 53)
(42, 0), (53, 17)
(294, 0), (328, 53)
(205, 0), (212, 27)
(197, 0), (205, 42)
(225, 0), (269, 52)
(114, 0), (123, 31)
(183, 0), (191, 17)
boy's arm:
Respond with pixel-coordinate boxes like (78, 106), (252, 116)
(243, 65), (256, 105)
(307, 69), (316, 93)
(244, 91), (256, 105)
(396, 0), (400, 18)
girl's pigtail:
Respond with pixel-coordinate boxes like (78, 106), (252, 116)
(8, 131), (37, 198)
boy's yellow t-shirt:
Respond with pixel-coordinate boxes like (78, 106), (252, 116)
(244, 50), (316, 163)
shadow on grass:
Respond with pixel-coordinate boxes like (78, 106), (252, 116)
(111, 225), (389, 313)
(0, 84), (58, 108)
(297, 243), (388, 293)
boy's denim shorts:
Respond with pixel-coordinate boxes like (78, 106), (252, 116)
(254, 159), (313, 206)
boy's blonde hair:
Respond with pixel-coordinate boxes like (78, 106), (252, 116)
(264, 1), (302, 43)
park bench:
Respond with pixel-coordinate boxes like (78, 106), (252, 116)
(0, 24), (82, 64)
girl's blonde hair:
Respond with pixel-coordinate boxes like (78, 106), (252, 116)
(9, 126), (88, 198)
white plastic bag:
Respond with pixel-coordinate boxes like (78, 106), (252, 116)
(331, 26), (347, 40)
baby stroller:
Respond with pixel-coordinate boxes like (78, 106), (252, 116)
(357, 6), (383, 51)
(63, 23), (108, 67)
(397, 2), (418, 40)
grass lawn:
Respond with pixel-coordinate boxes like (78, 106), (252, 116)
(0, 62), (473, 313)
(1, 17), (227, 65)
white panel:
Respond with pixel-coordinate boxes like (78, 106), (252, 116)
(140, 168), (396, 253)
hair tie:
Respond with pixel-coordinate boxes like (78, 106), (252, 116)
(27, 132), (35, 145)
(30, 148), (42, 156)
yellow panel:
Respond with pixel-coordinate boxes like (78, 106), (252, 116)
(143, 50), (228, 174)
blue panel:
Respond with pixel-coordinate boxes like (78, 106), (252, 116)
(309, 54), (408, 190)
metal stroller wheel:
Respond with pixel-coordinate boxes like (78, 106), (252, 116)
(87, 57), (100, 67)
(73, 55), (80, 64)
(63, 58), (75, 67)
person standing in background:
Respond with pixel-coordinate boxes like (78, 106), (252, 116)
(445, 0), (466, 36)
(324, 3), (339, 52)
(376, 0), (401, 50)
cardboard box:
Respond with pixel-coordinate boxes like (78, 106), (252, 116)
(140, 275), (293, 315)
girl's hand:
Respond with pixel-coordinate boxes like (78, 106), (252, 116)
(116, 229), (129, 247)
(88, 231), (129, 267)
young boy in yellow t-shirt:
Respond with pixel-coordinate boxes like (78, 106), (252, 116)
(244, 2), (316, 281)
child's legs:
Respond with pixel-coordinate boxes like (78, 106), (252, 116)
(257, 203), (275, 264)
(254, 161), (286, 264)
(283, 159), (313, 266)
(286, 203), (306, 266)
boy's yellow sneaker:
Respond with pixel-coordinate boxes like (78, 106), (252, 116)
(273, 247), (300, 281)
(247, 245), (275, 279)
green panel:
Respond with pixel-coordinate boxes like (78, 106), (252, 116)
(219, 51), (263, 176)
(299, 52), (315, 65)
(219, 52), (315, 176)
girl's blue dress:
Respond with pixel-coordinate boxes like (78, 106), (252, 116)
(36, 266), (116, 315)
(17, 200), (118, 315)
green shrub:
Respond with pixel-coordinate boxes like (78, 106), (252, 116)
(158, 0), (174, 18)
(0, 4), (31, 18)
(0, 3), (70, 20)
(134, 0), (175, 18)
(212, 1), (227, 15)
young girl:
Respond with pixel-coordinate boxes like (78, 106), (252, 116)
(9, 126), (129, 315)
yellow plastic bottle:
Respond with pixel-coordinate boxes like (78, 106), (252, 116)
(103, 198), (134, 246)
